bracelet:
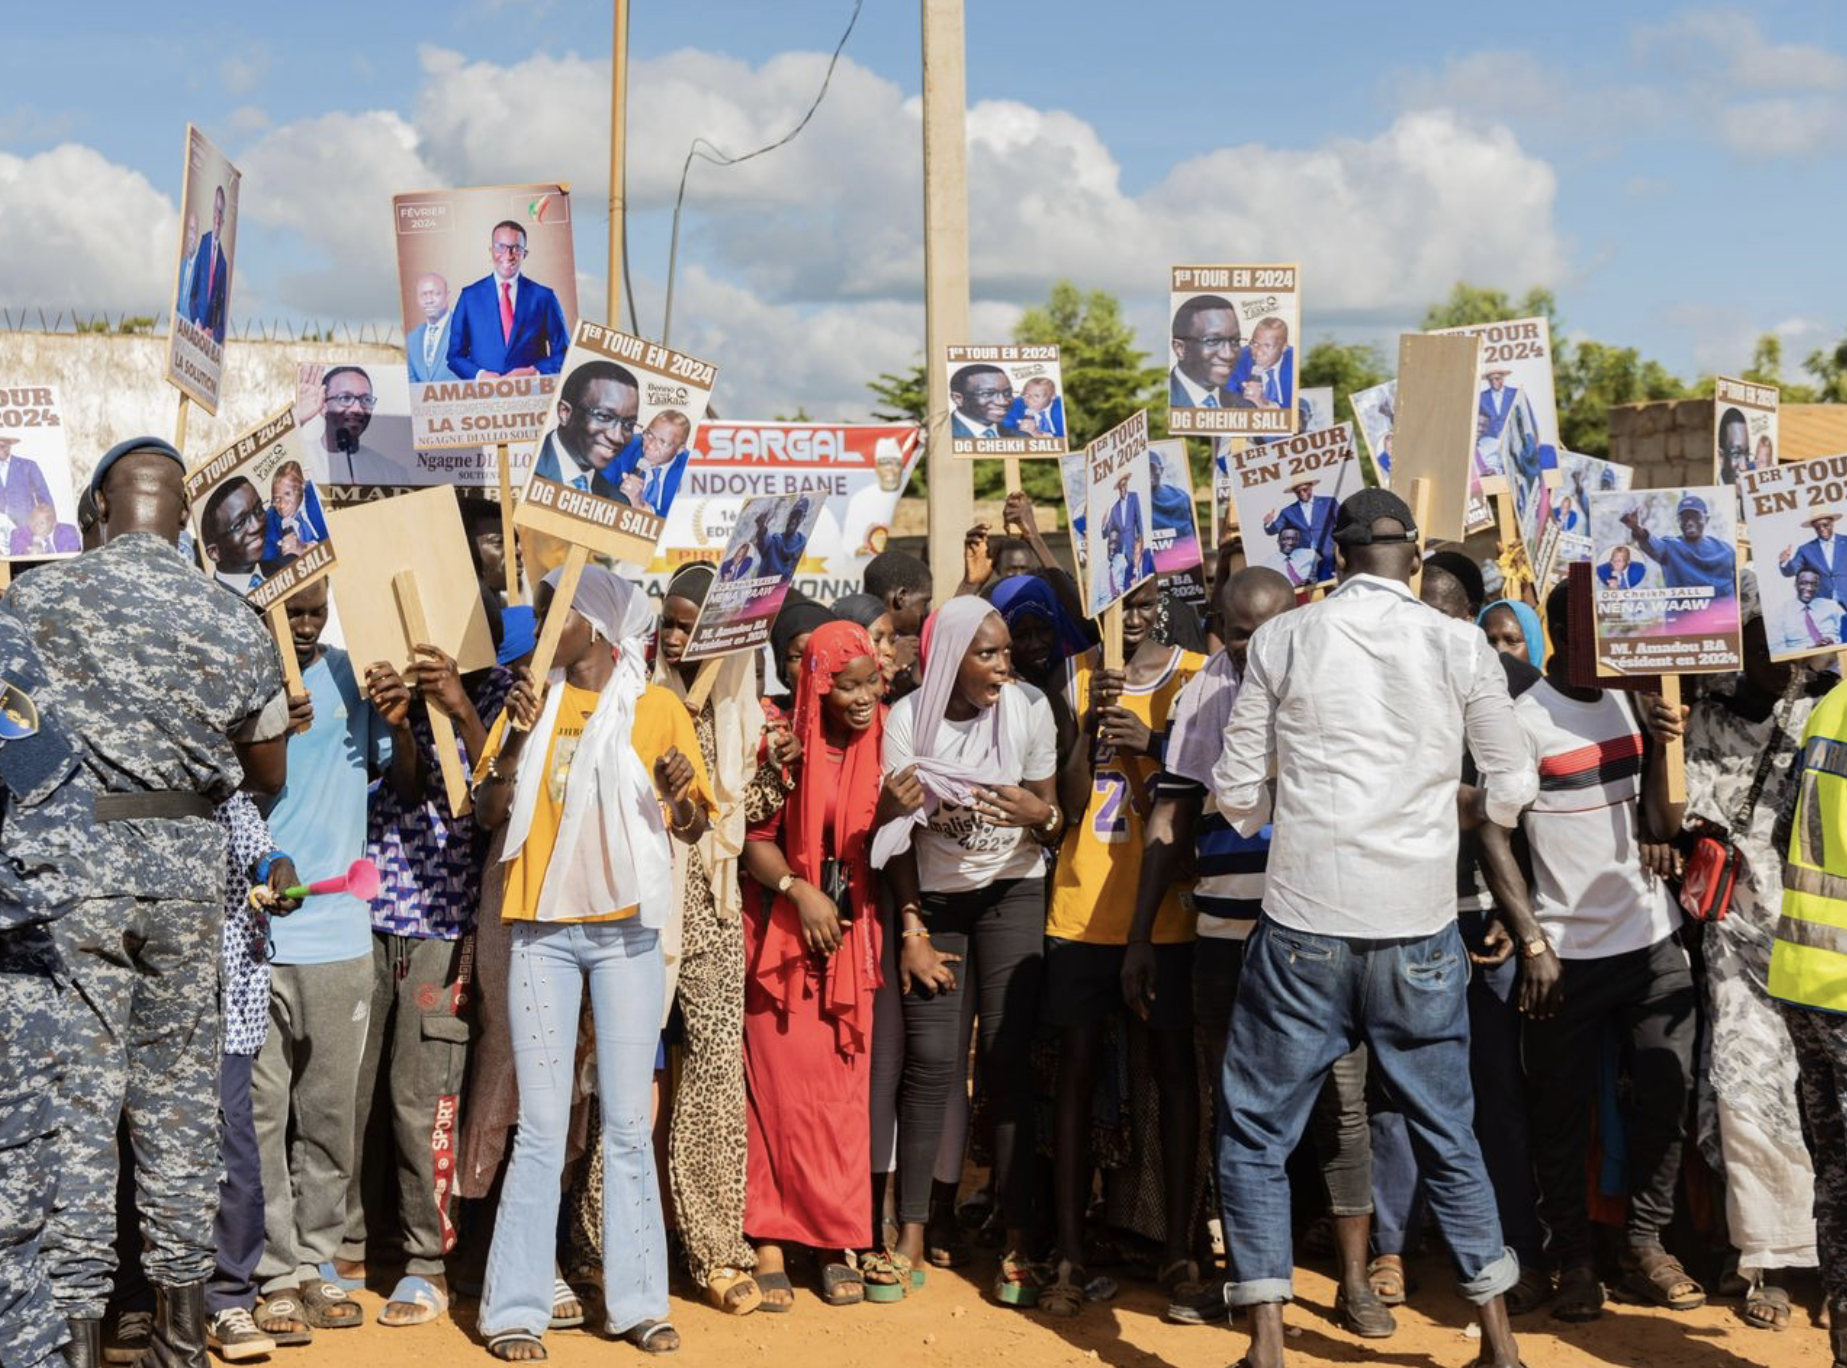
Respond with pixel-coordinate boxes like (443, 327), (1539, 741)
(253, 851), (291, 883)
(902, 928), (932, 940)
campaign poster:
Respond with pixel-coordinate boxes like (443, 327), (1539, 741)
(1078, 410), (1154, 617)
(1533, 451), (1633, 588)
(166, 125), (240, 415)
(642, 423), (920, 605)
(945, 345), (1068, 456)
(1168, 264), (1301, 438)
(0, 385), (80, 561)
(185, 407), (336, 609)
(392, 184), (577, 450)
(682, 494), (827, 662)
(1588, 486), (1741, 676)
(1715, 376), (1779, 487)
(1429, 316), (1560, 495)
(1740, 454), (1847, 662)
(513, 322), (718, 564)
(289, 362), (496, 494)
(1351, 379), (1396, 488)
(1226, 424), (1361, 592)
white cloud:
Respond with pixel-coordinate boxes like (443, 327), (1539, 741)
(0, 144), (176, 315)
(236, 109), (438, 318)
(1638, 9), (1847, 91)
(218, 45), (271, 99)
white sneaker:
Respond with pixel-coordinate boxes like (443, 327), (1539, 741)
(206, 1307), (277, 1362)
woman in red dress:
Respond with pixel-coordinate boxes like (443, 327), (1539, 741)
(740, 621), (906, 1309)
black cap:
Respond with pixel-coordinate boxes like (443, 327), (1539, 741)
(1423, 549), (1485, 610)
(1332, 488), (1419, 546)
(89, 436), (186, 497)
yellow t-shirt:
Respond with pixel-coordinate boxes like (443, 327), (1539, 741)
(1046, 646), (1205, 945)
(479, 683), (713, 924)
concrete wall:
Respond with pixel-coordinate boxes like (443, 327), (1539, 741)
(0, 331), (405, 484)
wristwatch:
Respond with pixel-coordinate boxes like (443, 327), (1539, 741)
(1520, 934), (1553, 961)
(775, 873), (796, 895)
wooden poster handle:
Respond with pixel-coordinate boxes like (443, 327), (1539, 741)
(1408, 477), (1433, 595)
(1660, 674), (1687, 806)
(525, 543), (590, 693)
(1004, 454), (1022, 495)
(392, 570), (472, 819)
(1102, 602), (1124, 670)
(497, 441), (521, 607)
(683, 657), (723, 713)
(174, 393), (192, 455)
(265, 600), (305, 705)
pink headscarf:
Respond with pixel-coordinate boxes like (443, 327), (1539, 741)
(870, 595), (1018, 867)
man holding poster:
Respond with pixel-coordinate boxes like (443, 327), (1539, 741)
(1080, 412), (1154, 618)
(1102, 472), (1154, 602)
(1263, 480), (1338, 584)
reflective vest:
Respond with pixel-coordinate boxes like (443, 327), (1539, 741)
(1773, 680), (1847, 1013)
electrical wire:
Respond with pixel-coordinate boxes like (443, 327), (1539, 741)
(659, 0), (863, 345)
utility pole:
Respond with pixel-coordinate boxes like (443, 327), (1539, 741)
(921, 0), (974, 593)
(608, 0), (630, 329)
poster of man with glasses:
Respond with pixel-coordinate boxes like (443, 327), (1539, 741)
(943, 344), (1069, 456)
(515, 321), (719, 565)
(1168, 264), (1300, 438)
(392, 183), (577, 451)
(184, 406), (337, 610)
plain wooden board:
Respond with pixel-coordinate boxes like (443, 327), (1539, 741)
(1394, 333), (1482, 543)
(324, 486), (494, 675)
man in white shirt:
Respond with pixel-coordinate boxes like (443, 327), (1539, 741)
(295, 366), (407, 485)
(1209, 488), (1537, 1368)
(1506, 578), (1701, 1320)
(1775, 568), (1843, 654)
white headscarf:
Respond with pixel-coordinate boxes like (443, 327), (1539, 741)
(871, 595), (1019, 867)
(500, 565), (672, 927)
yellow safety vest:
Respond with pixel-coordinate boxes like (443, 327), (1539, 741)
(1773, 679), (1847, 1013)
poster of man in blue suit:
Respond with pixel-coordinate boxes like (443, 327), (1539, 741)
(0, 388), (81, 564)
(1429, 315), (1560, 496)
(164, 124), (241, 415)
(394, 184), (578, 449)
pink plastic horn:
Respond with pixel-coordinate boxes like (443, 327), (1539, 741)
(281, 858), (381, 903)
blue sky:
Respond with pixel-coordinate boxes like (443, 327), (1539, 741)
(7, 1), (1847, 418)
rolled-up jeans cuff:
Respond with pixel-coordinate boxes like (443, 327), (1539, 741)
(1457, 1246), (1520, 1305)
(1226, 1277), (1293, 1307)
(1326, 1202), (1374, 1217)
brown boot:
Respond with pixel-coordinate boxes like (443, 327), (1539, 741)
(142, 1284), (207, 1368)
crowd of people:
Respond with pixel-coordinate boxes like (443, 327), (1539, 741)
(1, 439), (1844, 1368)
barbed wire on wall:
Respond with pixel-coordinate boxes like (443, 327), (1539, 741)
(0, 308), (406, 347)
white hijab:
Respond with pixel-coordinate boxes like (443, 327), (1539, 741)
(500, 566), (671, 927)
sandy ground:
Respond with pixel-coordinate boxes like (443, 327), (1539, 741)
(270, 1250), (1829, 1368)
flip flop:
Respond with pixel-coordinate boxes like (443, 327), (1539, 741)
(379, 1274), (448, 1327)
(318, 1261), (364, 1292)
(255, 1291), (313, 1347)
(487, 1330), (547, 1361)
(549, 1278), (585, 1330)
(754, 1271), (795, 1314)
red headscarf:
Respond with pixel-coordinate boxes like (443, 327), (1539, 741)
(753, 621), (886, 1053)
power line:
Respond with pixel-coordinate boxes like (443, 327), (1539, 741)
(659, 0), (863, 346)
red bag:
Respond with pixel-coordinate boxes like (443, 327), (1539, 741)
(1678, 833), (1739, 922)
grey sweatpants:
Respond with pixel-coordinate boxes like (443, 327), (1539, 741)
(340, 933), (472, 1279)
(252, 955), (371, 1295)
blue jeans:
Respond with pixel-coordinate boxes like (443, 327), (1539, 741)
(480, 920), (666, 1339)
(1369, 909), (1543, 1264)
(1218, 916), (1517, 1307)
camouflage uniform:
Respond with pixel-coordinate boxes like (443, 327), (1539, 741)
(0, 610), (95, 1367)
(1781, 1005), (1847, 1306)
(4, 533), (284, 1322)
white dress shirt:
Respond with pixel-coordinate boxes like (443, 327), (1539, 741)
(1777, 595), (1844, 654)
(1171, 366), (1220, 409)
(1210, 573), (1538, 939)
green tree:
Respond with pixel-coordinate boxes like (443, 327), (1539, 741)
(1740, 333), (1820, 403)
(1419, 282), (1559, 333)
(1553, 341), (1687, 457)
(1299, 339), (1390, 431)
(868, 361), (926, 425)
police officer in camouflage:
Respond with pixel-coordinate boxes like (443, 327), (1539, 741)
(5, 438), (288, 1368)
(0, 611), (96, 1368)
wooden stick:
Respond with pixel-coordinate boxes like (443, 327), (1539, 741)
(1408, 477), (1433, 595)
(1660, 674), (1687, 805)
(1493, 490), (1518, 559)
(0, 563), (11, 591)
(526, 543), (589, 691)
(1103, 602), (1124, 670)
(1004, 454), (1022, 495)
(683, 657), (723, 712)
(174, 393), (191, 456)
(392, 570), (472, 820)
(266, 600), (305, 706)
(497, 442), (520, 606)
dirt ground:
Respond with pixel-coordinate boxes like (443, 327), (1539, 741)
(276, 1250), (1829, 1368)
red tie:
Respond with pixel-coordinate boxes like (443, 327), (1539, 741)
(499, 281), (514, 343)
